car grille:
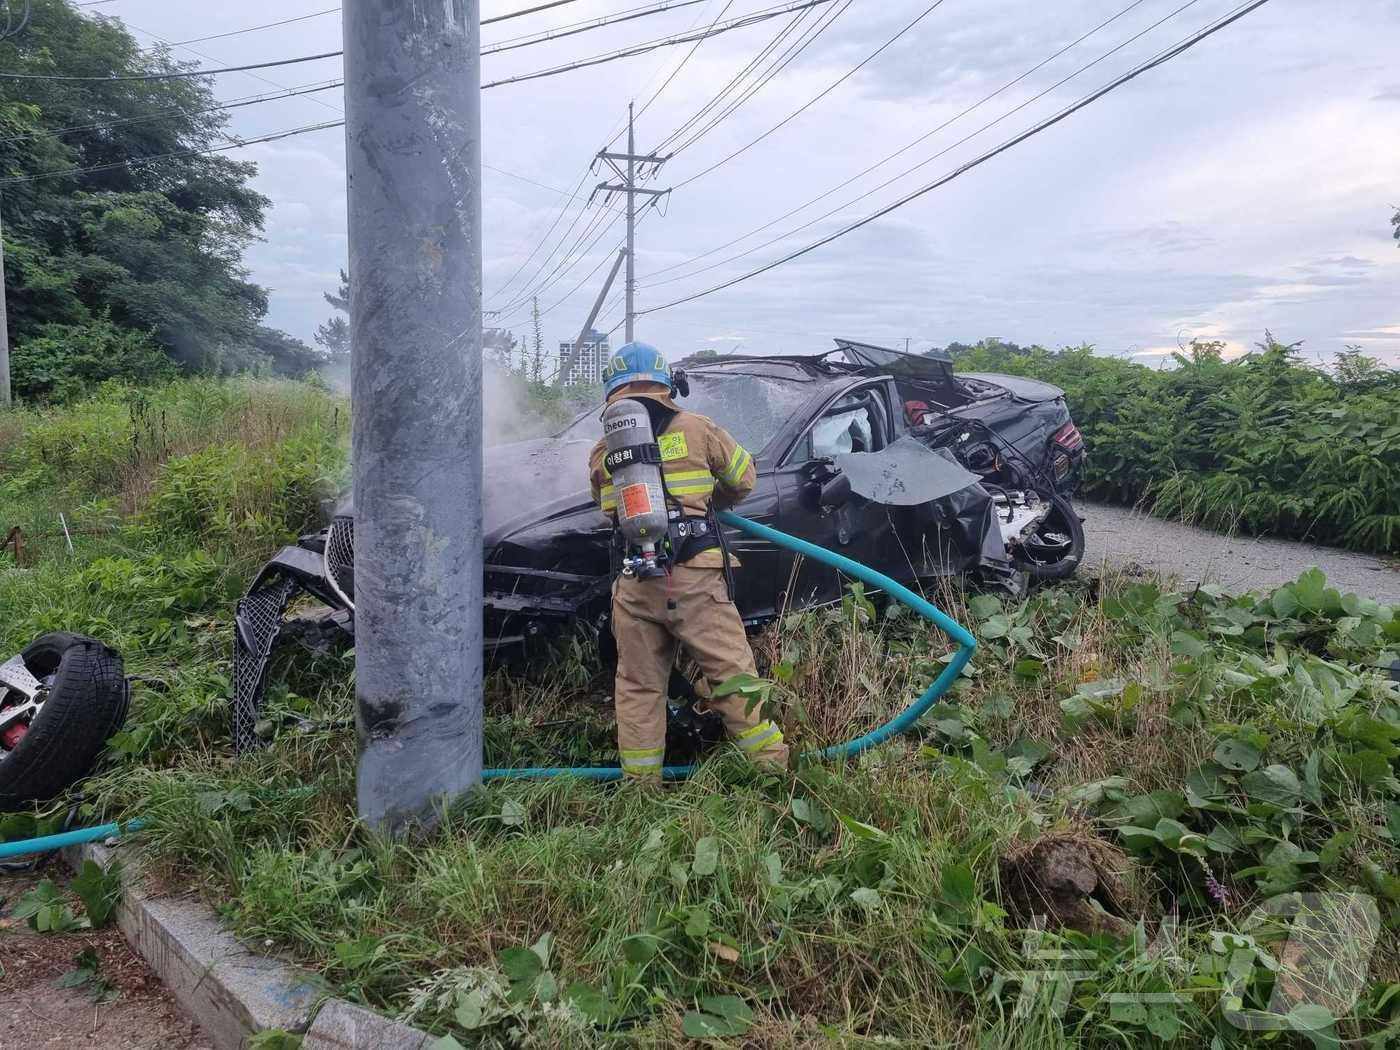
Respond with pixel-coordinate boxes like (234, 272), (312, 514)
(232, 575), (300, 754)
(325, 515), (355, 609)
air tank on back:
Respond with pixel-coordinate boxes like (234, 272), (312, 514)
(602, 398), (669, 572)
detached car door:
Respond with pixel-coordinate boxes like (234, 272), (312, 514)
(769, 383), (901, 609)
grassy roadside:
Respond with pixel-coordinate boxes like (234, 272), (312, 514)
(2, 379), (1400, 1048)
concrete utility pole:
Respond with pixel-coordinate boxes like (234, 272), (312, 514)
(554, 247), (625, 387)
(594, 103), (668, 343)
(1, 208), (10, 408)
(343, 0), (482, 835)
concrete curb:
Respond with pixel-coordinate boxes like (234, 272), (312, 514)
(303, 1000), (430, 1050)
(63, 840), (432, 1050)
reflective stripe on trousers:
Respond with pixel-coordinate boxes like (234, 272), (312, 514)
(611, 564), (790, 777)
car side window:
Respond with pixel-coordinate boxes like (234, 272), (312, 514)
(791, 390), (886, 463)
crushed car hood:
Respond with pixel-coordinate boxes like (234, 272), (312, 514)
(334, 437), (601, 546)
(482, 437), (597, 545)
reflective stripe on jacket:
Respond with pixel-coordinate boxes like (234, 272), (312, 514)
(589, 397), (756, 567)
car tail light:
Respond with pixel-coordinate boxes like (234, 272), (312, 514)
(1052, 422), (1083, 451)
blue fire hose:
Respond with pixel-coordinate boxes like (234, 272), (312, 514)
(0, 511), (975, 858)
(0, 819), (147, 860)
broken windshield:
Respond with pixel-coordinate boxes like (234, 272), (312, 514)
(557, 371), (825, 455)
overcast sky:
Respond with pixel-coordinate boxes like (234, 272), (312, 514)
(95, 0), (1400, 365)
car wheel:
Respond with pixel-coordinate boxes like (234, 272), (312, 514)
(0, 633), (128, 810)
(1016, 495), (1085, 581)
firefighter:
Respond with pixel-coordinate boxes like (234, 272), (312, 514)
(589, 342), (789, 780)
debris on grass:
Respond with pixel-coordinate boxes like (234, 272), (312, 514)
(997, 831), (1142, 938)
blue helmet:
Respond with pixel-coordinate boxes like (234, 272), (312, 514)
(603, 341), (671, 396)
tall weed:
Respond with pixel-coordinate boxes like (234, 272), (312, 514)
(953, 336), (1400, 553)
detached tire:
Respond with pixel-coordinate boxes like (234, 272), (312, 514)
(0, 633), (128, 810)
(1018, 495), (1086, 582)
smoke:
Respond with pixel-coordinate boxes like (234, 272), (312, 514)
(483, 362), (554, 447)
(324, 356), (594, 518)
(318, 354), (351, 397)
(317, 357), (579, 447)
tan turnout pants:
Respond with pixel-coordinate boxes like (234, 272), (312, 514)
(612, 563), (789, 777)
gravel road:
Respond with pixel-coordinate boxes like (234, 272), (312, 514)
(1079, 501), (1400, 605)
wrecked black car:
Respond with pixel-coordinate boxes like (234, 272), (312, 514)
(232, 340), (1085, 750)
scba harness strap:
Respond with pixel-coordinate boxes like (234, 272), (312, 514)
(603, 442), (663, 475)
(612, 514), (720, 574)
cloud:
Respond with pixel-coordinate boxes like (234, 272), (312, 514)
(119, 0), (1400, 369)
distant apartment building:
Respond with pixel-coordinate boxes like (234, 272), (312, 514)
(558, 329), (611, 386)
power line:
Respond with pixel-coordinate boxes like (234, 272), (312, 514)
(671, 0), (948, 185)
(138, 0), (706, 52)
(629, 0), (738, 132)
(644, 0), (1158, 282)
(0, 119), (345, 186)
(652, 0), (837, 153)
(9, 4), (780, 151)
(497, 207), (621, 316)
(155, 7), (340, 48)
(484, 164), (583, 199)
(644, 0), (1202, 287)
(488, 0), (745, 310)
(492, 206), (622, 320)
(6, 1), (828, 92)
(17, 1), (592, 81)
(488, 176), (635, 316)
(145, 1), (627, 53)
(494, 197), (661, 325)
(527, 202), (661, 326)
(487, 170), (595, 311)
(536, 234), (630, 320)
(481, 0), (838, 89)
(483, 0), (715, 57)
(658, 0), (854, 154)
(0, 78), (345, 144)
(0, 49), (342, 81)
(0, 115), (578, 192)
(638, 0), (1274, 317)
(482, 0), (590, 25)
(487, 161), (634, 314)
(121, 21), (346, 116)
(532, 0), (842, 330)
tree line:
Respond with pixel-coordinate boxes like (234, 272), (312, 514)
(1, 0), (324, 401)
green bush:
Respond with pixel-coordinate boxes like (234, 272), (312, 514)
(952, 335), (1400, 553)
(11, 318), (179, 402)
(0, 378), (346, 546)
(140, 429), (340, 550)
